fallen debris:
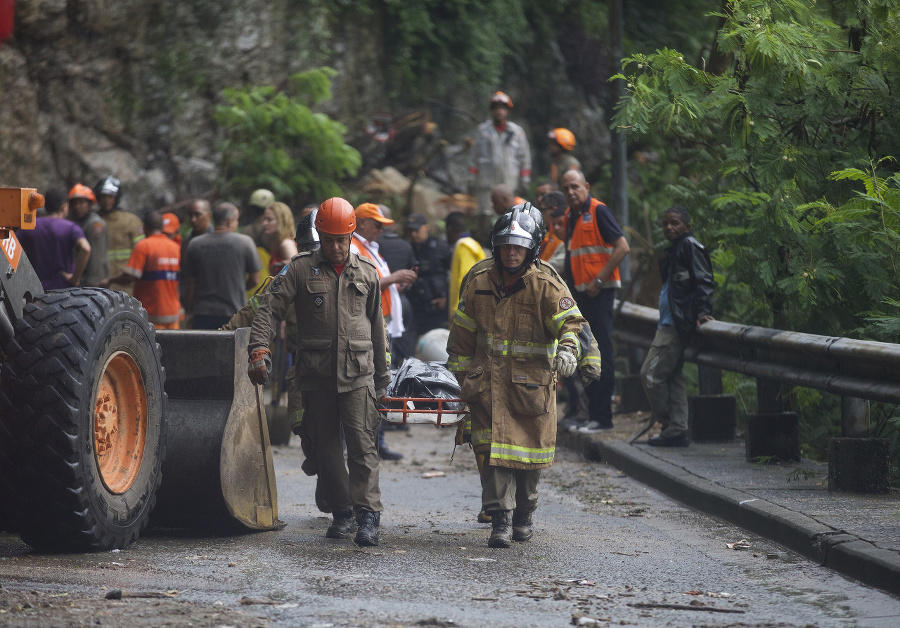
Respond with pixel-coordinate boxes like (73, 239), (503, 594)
(239, 596), (279, 605)
(628, 602), (745, 613)
(104, 589), (178, 600)
(726, 539), (751, 550)
(422, 471), (446, 478)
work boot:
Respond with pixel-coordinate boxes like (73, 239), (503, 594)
(512, 511), (533, 542)
(477, 509), (492, 524)
(325, 509), (355, 539)
(354, 510), (381, 547)
(488, 510), (512, 548)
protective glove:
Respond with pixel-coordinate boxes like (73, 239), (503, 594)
(554, 347), (577, 378)
(376, 388), (387, 402)
(248, 348), (272, 386)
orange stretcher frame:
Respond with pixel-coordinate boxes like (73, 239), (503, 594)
(378, 396), (468, 427)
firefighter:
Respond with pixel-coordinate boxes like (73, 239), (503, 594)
(447, 203), (592, 548)
(248, 197), (391, 547)
(67, 184), (108, 287)
(95, 175), (143, 295)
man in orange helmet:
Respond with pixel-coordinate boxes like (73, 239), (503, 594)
(249, 197), (391, 547)
(547, 128), (581, 187)
(67, 183), (109, 287)
(469, 91), (532, 241)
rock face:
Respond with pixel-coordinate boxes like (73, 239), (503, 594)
(0, 0), (610, 213)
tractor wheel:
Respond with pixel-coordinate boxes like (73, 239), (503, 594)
(0, 289), (166, 552)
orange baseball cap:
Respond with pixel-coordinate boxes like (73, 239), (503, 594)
(161, 212), (180, 234)
(355, 202), (394, 225)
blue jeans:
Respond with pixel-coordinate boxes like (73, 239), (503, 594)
(574, 288), (616, 427)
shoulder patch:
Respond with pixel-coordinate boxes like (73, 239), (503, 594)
(559, 296), (574, 310)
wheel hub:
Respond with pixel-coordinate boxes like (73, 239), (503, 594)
(94, 351), (148, 494)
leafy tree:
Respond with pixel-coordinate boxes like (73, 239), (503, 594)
(612, 0), (900, 339)
(214, 67), (362, 204)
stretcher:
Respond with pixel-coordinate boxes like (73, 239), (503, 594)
(378, 396), (468, 427)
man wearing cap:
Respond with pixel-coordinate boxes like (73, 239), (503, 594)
(350, 203), (418, 343)
(161, 212), (181, 245)
(95, 175), (143, 295)
(248, 197), (392, 547)
(377, 205), (417, 367)
(405, 213), (451, 334)
(241, 188), (277, 249)
(102, 211), (182, 330)
(67, 183), (109, 287)
(547, 128), (581, 187)
(469, 91), (532, 241)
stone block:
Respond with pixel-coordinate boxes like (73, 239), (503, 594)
(745, 412), (800, 463)
(828, 438), (890, 494)
(688, 394), (736, 442)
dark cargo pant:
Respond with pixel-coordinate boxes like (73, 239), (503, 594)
(481, 459), (541, 516)
(639, 324), (688, 438)
(302, 386), (383, 513)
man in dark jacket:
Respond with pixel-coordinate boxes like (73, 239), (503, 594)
(640, 206), (715, 447)
(406, 213), (451, 334)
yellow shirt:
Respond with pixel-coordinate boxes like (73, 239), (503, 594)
(449, 236), (486, 319)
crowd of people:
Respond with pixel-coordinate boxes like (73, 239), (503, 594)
(15, 89), (716, 548)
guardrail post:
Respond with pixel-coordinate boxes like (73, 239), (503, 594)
(698, 365), (723, 395)
(840, 396), (869, 437)
(756, 377), (784, 413)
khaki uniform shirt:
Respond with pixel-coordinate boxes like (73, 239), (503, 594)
(249, 249), (391, 394)
(447, 260), (590, 470)
(103, 209), (144, 294)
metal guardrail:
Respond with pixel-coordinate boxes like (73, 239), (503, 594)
(613, 301), (900, 433)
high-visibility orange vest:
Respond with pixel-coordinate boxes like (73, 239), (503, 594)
(539, 231), (563, 261)
(351, 234), (392, 321)
(566, 197), (621, 292)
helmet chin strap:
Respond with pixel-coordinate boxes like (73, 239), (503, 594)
(502, 261), (527, 276)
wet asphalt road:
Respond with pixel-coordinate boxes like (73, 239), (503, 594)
(2, 425), (900, 627)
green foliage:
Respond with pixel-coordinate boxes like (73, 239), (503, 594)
(214, 68), (361, 204)
(612, 0), (900, 339)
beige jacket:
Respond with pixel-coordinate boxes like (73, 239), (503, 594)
(447, 260), (589, 470)
(249, 249), (390, 394)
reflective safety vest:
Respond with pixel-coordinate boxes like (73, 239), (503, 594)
(539, 231), (563, 261)
(351, 234), (393, 323)
(566, 197), (621, 292)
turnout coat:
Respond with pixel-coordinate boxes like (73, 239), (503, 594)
(448, 260), (592, 470)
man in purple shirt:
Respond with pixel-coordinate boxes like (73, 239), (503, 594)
(17, 188), (91, 291)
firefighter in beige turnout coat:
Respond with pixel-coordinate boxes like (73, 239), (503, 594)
(448, 204), (598, 548)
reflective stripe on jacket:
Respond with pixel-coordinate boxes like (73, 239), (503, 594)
(566, 197), (621, 291)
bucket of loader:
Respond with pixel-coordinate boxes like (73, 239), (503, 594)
(151, 328), (280, 531)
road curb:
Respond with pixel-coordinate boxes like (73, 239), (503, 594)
(558, 429), (900, 598)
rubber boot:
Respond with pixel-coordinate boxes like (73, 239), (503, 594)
(512, 511), (533, 542)
(325, 509), (355, 539)
(488, 510), (512, 548)
(354, 510), (381, 547)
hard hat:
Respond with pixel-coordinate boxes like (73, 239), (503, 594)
(161, 213), (180, 235)
(315, 197), (356, 235)
(491, 202), (546, 274)
(490, 91), (513, 108)
(94, 175), (122, 206)
(548, 128), (576, 151)
(68, 184), (96, 203)
(249, 189), (275, 209)
(295, 209), (320, 251)
(415, 328), (450, 363)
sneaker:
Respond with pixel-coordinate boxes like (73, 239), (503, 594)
(558, 417), (582, 431)
(577, 420), (614, 433)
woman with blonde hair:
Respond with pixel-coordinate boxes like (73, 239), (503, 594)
(261, 201), (298, 275)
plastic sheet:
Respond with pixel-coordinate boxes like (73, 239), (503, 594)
(380, 358), (467, 425)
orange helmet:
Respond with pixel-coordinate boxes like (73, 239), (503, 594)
(548, 128), (576, 151)
(68, 184), (96, 203)
(315, 197), (356, 235)
(490, 91), (513, 108)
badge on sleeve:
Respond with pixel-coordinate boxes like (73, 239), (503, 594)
(559, 296), (574, 310)
(457, 298), (466, 312)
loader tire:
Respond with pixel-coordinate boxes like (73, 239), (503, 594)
(0, 289), (165, 552)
